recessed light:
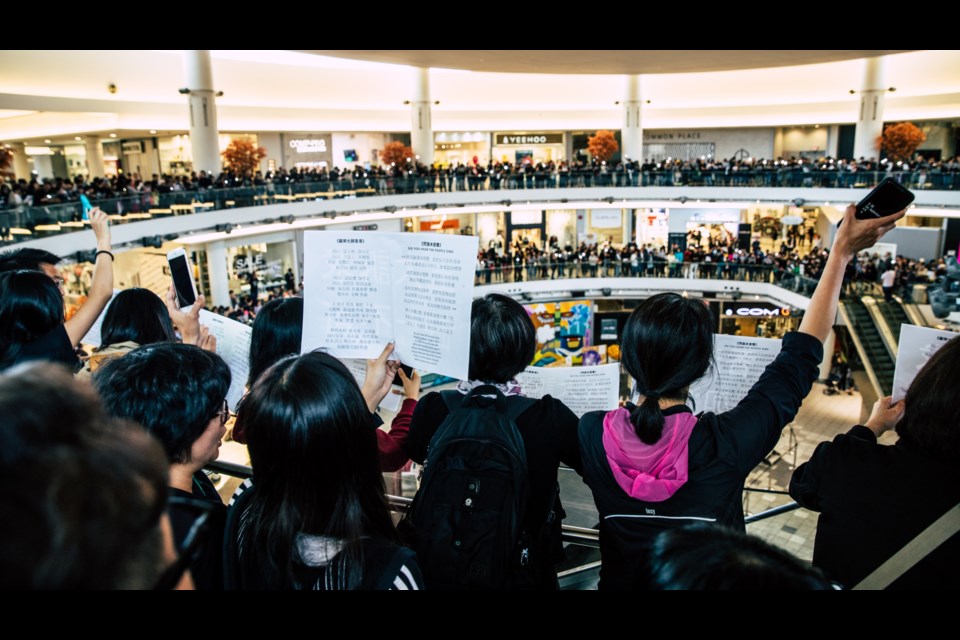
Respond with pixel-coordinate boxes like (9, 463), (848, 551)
(150, 130), (157, 134)
(109, 133), (117, 138)
(44, 139), (51, 144)
(74, 136), (81, 141)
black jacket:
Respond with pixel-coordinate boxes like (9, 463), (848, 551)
(579, 331), (823, 589)
(790, 426), (960, 589)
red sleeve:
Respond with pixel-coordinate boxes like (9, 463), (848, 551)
(377, 398), (417, 472)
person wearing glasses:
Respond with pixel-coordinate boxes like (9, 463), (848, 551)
(94, 342), (231, 590)
(0, 208), (114, 371)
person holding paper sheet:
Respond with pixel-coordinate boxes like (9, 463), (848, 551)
(0, 207), (114, 371)
(404, 293), (582, 589)
(578, 203), (905, 590)
(233, 297), (417, 471)
(789, 336), (960, 589)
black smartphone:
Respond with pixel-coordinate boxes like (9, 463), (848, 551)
(392, 364), (414, 386)
(855, 177), (915, 220)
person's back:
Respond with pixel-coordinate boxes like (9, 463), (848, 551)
(227, 352), (422, 590)
(790, 336), (960, 589)
(580, 204), (904, 589)
(404, 294), (581, 589)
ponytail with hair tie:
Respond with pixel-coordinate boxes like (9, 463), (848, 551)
(629, 386), (665, 445)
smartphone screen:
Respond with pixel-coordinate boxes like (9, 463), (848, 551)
(855, 178), (915, 220)
(169, 254), (197, 307)
(79, 194), (92, 220)
(392, 364), (414, 387)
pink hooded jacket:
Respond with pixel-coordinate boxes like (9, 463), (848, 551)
(601, 407), (699, 503)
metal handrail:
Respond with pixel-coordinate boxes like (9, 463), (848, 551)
(207, 460), (800, 546)
(743, 501), (800, 524)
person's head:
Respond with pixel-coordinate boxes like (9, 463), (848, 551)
(897, 336), (960, 464)
(620, 293), (714, 444)
(233, 351), (395, 587)
(643, 524), (832, 590)
(468, 293), (536, 383)
(94, 343), (231, 468)
(0, 248), (61, 281)
(0, 270), (65, 369)
(99, 288), (177, 349)
(247, 296), (303, 388)
(0, 362), (170, 589)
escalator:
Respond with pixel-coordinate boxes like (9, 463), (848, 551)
(875, 298), (912, 349)
(840, 298), (895, 396)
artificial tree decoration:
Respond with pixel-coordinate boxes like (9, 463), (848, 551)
(221, 139), (267, 176)
(587, 130), (619, 163)
(878, 122), (926, 163)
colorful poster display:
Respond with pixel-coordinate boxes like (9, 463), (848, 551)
(522, 300), (593, 367)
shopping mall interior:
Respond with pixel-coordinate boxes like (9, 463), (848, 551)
(1, 50), (958, 591)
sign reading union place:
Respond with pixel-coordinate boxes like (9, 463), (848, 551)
(496, 133), (564, 145)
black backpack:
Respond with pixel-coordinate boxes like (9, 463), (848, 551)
(403, 386), (536, 589)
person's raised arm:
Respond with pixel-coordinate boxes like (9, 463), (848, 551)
(64, 208), (114, 346)
(798, 204), (904, 343)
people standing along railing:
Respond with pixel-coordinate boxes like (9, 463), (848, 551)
(3, 167), (957, 245)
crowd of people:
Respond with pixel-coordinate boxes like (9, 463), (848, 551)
(3, 153), (960, 213)
(1, 203), (957, 590)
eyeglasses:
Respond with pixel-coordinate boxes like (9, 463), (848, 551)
(217, 399), (230, 426)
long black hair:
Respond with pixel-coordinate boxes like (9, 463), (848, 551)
(619, 293), (714, 444)
(233, 351), (396, 589)
(98, 288), (177, 349)
(0, 270), (64, 369)
(246, 296), (303, 388)
(897, 335), (960, 464)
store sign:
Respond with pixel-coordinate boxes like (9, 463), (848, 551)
(122, 141), (144, 153)
(644, 131), (703, 141)
(724, 306), (791, 317)
(234, 254), (267, 273)
(496, 133), (563, 145)
(591, 210), (622, 229)
(289, 138), (328, 153)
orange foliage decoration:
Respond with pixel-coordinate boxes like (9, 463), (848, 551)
(0, 146), (13, 173)
(878, 122), (926, 163)
(380, 141), (415, 167)
(221, 139), (267, 176)
(587, 130), (619, 162)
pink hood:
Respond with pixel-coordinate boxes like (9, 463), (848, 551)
(602, 407), (698, 502)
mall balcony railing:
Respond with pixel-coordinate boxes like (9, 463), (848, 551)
(2, 169), (956, 246)
(474, 261), (822, 298)
(206, 459), (807, 589)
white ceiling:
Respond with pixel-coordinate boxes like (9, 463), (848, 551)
(0, 50), (958, 144)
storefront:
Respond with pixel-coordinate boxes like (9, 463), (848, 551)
(156, 133), (262, 175)
(414, 212), (475, 236)
(226, 241), (296, 299)
(491, 132), (565, 165)
(635, 207), (669, 247)
(579, 209), (628, 247)
(434, 132), (490, 166)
